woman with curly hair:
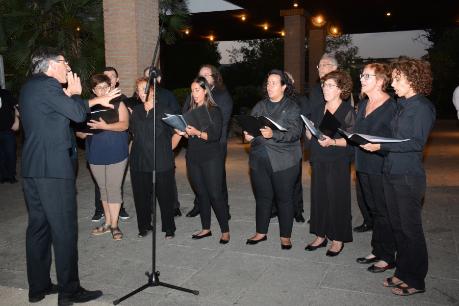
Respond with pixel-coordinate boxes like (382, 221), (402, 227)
(361, 57), (435, 296)
(244, 69), (303, 249)
(304, 70), (355, 257)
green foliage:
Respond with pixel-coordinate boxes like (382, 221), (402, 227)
(159, 0), (190, 45)
(425, 27), (459, 118)
(231, 85), (263, 114)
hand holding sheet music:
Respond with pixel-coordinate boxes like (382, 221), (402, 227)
(235, 115), (287, 137)
(338, 128), (410, 145)
(300, 115), (326, 140)
(162, 113), (187, 132)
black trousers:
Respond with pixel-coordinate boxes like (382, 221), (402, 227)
(187, 155), (229, 233)
(310, 160), (353, 242)
(384, 174), (428, 290)
(130, 169), (176, 233)
(23, 177), (80, 296)
(192, 143), (229, 211)
(356, 174), (373, 226)
(0, 130), (17, 180)
(357, 172), (395, 264)
(272, 160), (304, 216)
(250, 156), (299, 238)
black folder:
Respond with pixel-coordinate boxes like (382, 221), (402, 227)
(74, 107), (119, 134)
(183, 106), (212, 131)
(235, 115), (287, 137)
(319, 110), (341, 137)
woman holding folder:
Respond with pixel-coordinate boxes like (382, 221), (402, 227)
(354, 63), (397, 272)
(305, 70), (355, 256)
(174, 77), (230, 244)
(361, 57), (435, 296)
(244, 69), (302, 249)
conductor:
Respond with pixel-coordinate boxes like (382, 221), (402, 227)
(20, 48), (119, 305)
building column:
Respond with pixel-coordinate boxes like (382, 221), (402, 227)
(103, 0), (159, 94)
(308, 28), (326, 91)
(280, 9), (305, 94)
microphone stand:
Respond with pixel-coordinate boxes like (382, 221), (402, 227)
(113, 25), (199, 306)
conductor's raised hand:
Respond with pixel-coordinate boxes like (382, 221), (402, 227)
(243, 131), (254, 142)
(65, 72), (82, 96)
(260, 126), (273, 139)
(89, 88), (121, 109)
(87, 117), (108, 130)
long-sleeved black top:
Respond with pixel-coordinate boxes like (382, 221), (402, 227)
(354, 97), (396, 174)
(249, 96), (303, 172)
(380, 94), (436, 176)
(183, 86), (233, 144)
(186, 105), (223, 163)
(129, 102), (174, 172)
(309, 100), (356, 163)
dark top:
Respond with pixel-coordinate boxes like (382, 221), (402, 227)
(309, 100), (356, 163)
(86, 102), (129, 165)
(183, 86), (233, 144)
(186, 105), (223, 163)
(249, 96), (303, 172)
(354, 97), (397, 174)
(19, 74), (89, 179)
(0, 89), (18, 131)
(129, 102), (174, 172)
(380, 94), (436, 176)
(308, 83), (325, 118)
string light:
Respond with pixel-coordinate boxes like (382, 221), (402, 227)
(185, 29), (190, 35)
(263, 23), (269, 30)
(209, 35), (214, 41)
(241, 14), (246, 21)
(281, 31), (285, 37)
(311, 14), (326, 27)
(386, 12), (391, 17)
(293, 2), (298, 7)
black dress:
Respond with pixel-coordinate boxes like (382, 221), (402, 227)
(309, 101), (355, 242)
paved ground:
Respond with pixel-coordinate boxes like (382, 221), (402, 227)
(0, 121), (458, 306)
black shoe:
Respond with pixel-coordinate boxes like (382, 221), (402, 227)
(192, 231), (212, 239)
(138, 230), (149, 238)
(294, 212), (305, 223)
(356, 256), (379, 264)
(219, 238), (230, 244)
(58, 286), (102, 306)
(246, 236), (267, 245)
(165, 231), (175, 239)
(119, 208), (131, 220)
(304, 238), (328, 251)
(91, 211), (104, 222)
(174, 208), (182, 217)
(326, 244), (344, 257)
(281, 243), (292, 250)
(186, 207), (200, 217)
(367, 263), (395, 273)
(29, 283), (58, 303)
(353, 223), (373, 233)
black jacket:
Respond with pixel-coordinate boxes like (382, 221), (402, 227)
(19, 74), (89, 179)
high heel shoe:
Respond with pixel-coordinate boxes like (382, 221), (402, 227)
(304, 238), (328, 251)
(281, 243), (292, 250)
(192, 231), (212, 239)
(326, 243), (344, 257)
(219, 239), (230, 244)
(246, 236), (267, 245)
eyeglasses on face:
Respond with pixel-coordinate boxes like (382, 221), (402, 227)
(316, 63), (335, 69)
(359, 73), (376, 80)
(94, 84), (110, 91)
(321, 82), (338, 89)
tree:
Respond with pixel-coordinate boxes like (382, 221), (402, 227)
(425, 27), (459, 118)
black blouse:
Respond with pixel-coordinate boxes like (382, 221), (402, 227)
(186, 105), (223, 163)
(129, 103), (174, 172)
(354, 97), (396, 174)
(380, 94), (435, 176)
(309, 100), (356, 163)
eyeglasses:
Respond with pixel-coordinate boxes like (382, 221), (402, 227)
(316, 63), (335, 69)
(54, 59), (69, 65)
(359, 73), (376, 80)
(94, 84), (110, 91)
(321, 82), (338, 89)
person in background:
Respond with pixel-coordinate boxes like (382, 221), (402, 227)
(184, 65), (233, 219)
(0, 88), (19, 183)
(244, 69), (302, 250)
(174, 77), (230, 244)
(129, 77), (177, 238)
(20, 48), (118, 305)
(361, 57), (435, 296)
(89, 67), (131, 222)
(82, 74), (129, 241)
(353, 63), (397, 273)
(452, 85), (459, 119)
(305, 70), (355, 257)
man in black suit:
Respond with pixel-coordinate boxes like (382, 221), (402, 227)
(20, 48), (119, 305)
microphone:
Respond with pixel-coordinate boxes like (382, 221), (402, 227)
(144, 66), (159, 95)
